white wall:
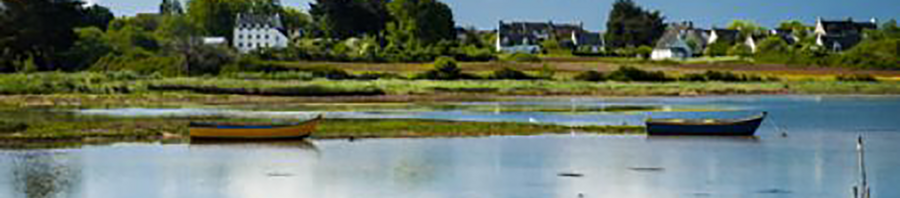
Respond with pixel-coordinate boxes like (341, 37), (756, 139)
(233, 26), (289, 53)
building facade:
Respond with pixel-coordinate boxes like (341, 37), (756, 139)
(496, 20), (585, 54)
(815, 18), (878, 52)
(232, 13), (290, 53)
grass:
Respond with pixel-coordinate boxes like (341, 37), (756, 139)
(0, 115), (645, 148)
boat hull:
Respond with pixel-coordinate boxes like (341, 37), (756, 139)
(646, 114), (765, 136)
(189, 116), (321, 140)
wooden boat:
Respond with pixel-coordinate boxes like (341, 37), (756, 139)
(189, 115), (323, 140)
(645, 112), (766, 136)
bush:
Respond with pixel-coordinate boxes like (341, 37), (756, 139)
(500, 53), (541, 63)
(355, 72), (405, 80)
(224, 72), (316, 81)
(705, 42), (731, 57)
(836, 74), (878, 82)
(415, 56), (478, 80)
(573, 71), (607, 82)
(635, 46), (653, 59)
(679, 70), (769, 82)
(607, 66), (670, 82)
(91, 52), (185, 76)
(489, 67), (538, 80)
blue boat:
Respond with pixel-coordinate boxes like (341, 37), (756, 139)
(645, 112), (767, 136)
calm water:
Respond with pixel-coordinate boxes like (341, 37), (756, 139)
(3, 95), (900, 198)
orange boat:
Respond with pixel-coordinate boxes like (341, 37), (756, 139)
(189, 115), (323, 140)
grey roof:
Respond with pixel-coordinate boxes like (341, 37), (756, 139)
(820, 19), (877, 36)
(500, 32), (540, 46)
(711, 28), (740, 44)
(820, 35), (863, 51)
(574, 32), (603, 46)
(236, 13), (284, 29)
(499, 21), (584, 39)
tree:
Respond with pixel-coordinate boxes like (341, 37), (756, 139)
(605, 0), (666, 48)
(80, 5), (115, 30)
(187, 0), (281, 38)
(309, 0), (389, 39)
(160, 0), (184, 15)
(0, 0), (85, 71)
(280, 7), (311, 34)
(704, 41), (730, 57)
(756, 36), (790, 55)
(727, 20), (766, 37)
(60, 27), (112, 71)
(386, 0), (454, 45)
(727, 44), (752, 58)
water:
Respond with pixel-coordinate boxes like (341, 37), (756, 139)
(3, 95), (900, 198)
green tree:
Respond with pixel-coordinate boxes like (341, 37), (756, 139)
(61, 27), (113, 71)
(187, 0), (281, 39)
(727, 20), (766, 38)
(605, 0), (666, 48)
(386, 0), (454, 45)
(704, 40), (731, 56)
(160, 0), (184, 15)
(0, 0), (84, 71)
(309, 0), (389, 39)
(756, 36), (790, 55)
(280, 7), (312, 34)
(727, 44), (753, 58)
(80, 5), (115, 30)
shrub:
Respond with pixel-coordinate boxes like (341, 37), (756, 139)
(705, 42), (731, 56)
(573, 71), (607, 82)
(500, 53), (541, 63)
(356, 72), (405, 80)
(489, 67), (538, 80)
(679, 70), (769, 82)
(415, 56), (478, 80)
(836, 74), (878, 82)
(635, 46), (653, 59)
(224, 72), (316, 81)
(607, 66), (670, 82)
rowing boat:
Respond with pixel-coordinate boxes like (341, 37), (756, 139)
(189, 115), (323, 140)
(645, 112), (766, 136)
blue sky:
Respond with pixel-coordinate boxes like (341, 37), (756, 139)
(91, 0), (899, 31)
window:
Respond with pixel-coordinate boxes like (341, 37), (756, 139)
(265, 35), (270, 39)
(238, 43), (243, 47)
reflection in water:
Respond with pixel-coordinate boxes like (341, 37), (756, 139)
(9, 152), (80, 198)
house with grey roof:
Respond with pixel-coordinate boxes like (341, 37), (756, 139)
(651, 22), (708, 60)
(571, 31), (605, 53)
(233, 13), (290, 53)
(708, 28), (740, 45)
(815, 17), (878, 52)
(496, 20), (586, 54)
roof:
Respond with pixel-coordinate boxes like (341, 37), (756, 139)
(236, 13), (284, 29)
(819, 34), (863, 51)
(654, 29), (690, 50)
(574, 32), (603, 46)
(819, 19), (877, 35)
(499, 21), (585, 39)
(499, 32), (539, 46)
(711, 28), (740, 43)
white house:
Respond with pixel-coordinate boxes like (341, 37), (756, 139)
(496, 20), (585, 54)
(814, 17), (878, 52)
(233, 13), (290, 53)
(651, 24), (695, 60)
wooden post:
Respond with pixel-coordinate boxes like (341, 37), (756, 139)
(855, 135), (870, 198)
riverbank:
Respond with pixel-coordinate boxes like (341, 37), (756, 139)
(0, 117), (644, 148)
(2, 79), (900, 109)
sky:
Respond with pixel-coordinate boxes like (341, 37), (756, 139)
(91, 0), (900, 31)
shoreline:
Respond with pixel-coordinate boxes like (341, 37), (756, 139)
(0, 118), (645, 149)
